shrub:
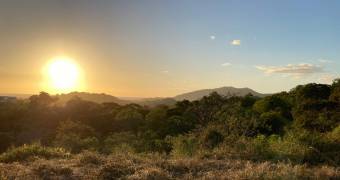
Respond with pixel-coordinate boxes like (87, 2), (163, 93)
(102, 132), (138, 154)
(329, 124), (340, 141)
(214, 133), (314, 163)
(99, 160), (135, 179)
(171, 134), (199, 158)
(0, 132), (14, 153)
(202, 129), (224, 149)
(78, 150), (103, 165)
(54, 120), (100, 153)
(32, 160), (73, 179)
(55, 134), (99, 153)
(128, 167), (171, 180)
(255, 111), (288, 135)
(0, 143), (69, 163)
(267, 133), (312, 163)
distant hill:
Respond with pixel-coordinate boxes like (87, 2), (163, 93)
(174, 86), (268, 101)
(55, 92), (130, 105)
(55, 92), (176, 107)
(0, 94), (32, 99)
(4, 87), (268, 106)
(134, 97), (177, 107)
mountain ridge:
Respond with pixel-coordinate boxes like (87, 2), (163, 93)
(55, 86), (268, 106)
(3, 86), (269, 106)
(174, 86), (268, 101)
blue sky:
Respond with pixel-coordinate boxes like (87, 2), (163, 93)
(0, 0), (339, 96)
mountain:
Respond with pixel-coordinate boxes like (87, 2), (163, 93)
(133, 97), (177, 107)
(55, 92), (176, 107)
(55, 92), (130, 105)
(6, 87), (268, 106)
(174, 86), (268, 101)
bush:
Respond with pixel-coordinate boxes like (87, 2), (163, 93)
(267, 133), (312, 163)
(202, 129), (224, 149)
(0, 143), (69, 163)
(32, 160), (73, 179)
(0, 133), (14, 153)
(102, 132), (138, 154)
(171, 134), (199, 158)
(99, 160), (135, 179)
(329, 124), (340, 140)
(78, 150), (103, 165)
(54, 120), (100, 153)
(55, 134), (99, 153)
(256, 111), (288, 135)
(128, 167), (171, 180)
(214, 133), (314, 163)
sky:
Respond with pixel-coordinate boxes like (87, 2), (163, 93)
(0, 0), (339, 97)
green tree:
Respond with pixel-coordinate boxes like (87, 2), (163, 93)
(54, 120), (99, 153)
(115, 107), (144, 133)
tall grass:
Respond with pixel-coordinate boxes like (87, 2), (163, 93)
(0, 143), (70, 163)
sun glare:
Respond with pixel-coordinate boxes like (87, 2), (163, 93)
(43, 56), (83, 93)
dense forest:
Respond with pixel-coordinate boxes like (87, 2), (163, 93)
(0, 80), (339, 179)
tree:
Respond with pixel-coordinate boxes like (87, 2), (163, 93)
(255, 111), (287, 135)
(54, 120), (99, 153)
(114, 107), (144, 133)
(330, 78), (340, 102)
(145, 106), (168, 137)
(294, 83), (331, 102)
(292, 83), (336, 132)
(165, 115), (195, 136)
(29, 92), (57, 108)
(190, 92), (224, 125)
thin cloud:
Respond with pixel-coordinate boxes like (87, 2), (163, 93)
(231, 39), (241, 46)
(255, 63), (324, 75)
(221, 62), (232, 67)
(318, 59), (333, 63)
(161, 70), (169, 74)
(210, 35), (216, 40)
(318, 74), (336, 84)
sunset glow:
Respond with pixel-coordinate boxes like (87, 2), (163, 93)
(42, 57), (84, 93)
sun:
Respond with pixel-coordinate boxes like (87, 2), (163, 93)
(43, 56), (83, 93)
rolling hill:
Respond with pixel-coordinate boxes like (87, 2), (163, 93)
(6, 87), (268, 106)
(55, 92), (130, 105)
(174, 86), (268, 101)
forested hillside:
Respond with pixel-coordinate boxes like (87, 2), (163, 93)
(0, 80), (339, 179)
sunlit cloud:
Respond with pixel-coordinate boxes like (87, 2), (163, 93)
(255, 63), (324, 76)
(231, 39), (241, 46)
(210, 35), (216, 40)
(221, 62), (232, 67)
(161, 70), (169, 74)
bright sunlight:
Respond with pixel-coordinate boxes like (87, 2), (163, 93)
(42, 56), (84, 93)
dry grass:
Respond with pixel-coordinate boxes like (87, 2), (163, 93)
(0, 152), (339, 180)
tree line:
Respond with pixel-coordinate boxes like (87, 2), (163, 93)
(0, 79), (339, 165)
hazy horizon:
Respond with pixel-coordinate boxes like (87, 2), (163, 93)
(1, 0), (339, 97)
(0, 85), (270, 99)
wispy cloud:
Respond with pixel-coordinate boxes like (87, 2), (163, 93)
(318, 74), (336, 84)
(231, 39), (241, 46)
(161, 70), (169, 74)
(221, 62), (232, 67)
(318, 59), (333, 63)
(255, 63), (324, 75)
(210, 35), (216, 40)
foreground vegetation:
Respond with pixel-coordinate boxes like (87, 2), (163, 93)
(0, 79), (339, 179)
(0, 148), (339, 179)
